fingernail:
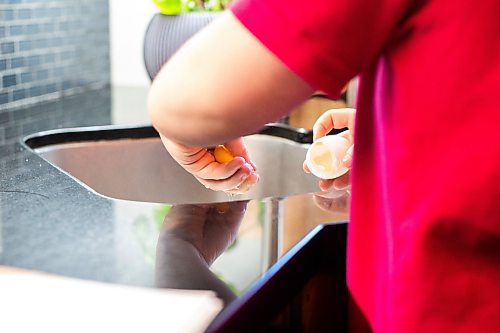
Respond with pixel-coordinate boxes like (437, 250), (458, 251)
(244, 162), (254, 171)
(240, 174), (249, 181)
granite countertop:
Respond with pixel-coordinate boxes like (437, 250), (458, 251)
(0, 89), (349, 305)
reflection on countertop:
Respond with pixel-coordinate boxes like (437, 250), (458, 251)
(155, 201), (248, 305)
(110, 190), (348, 298)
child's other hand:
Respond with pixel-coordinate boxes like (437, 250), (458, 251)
(303, 108), (355, 191)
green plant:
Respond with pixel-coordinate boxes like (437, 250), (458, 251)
(154, 0), (232, 15)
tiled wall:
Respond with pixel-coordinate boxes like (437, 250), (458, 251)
(0, 0), (110, 110)
(0, 88), (111, 146)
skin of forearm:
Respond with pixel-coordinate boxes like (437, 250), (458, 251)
(148, 11), (313, 148)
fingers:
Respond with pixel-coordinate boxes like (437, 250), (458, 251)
(165, 139), (245, 180)
(225, 173), (260, 194)
(303, 160), (311, 173)
(205, 138), (259, 192)
(224, 138), (257, 171)
(194, 143), (259, 191)
(317, 171), (350, 192)
(312, 108), (356, 141)
(161, 133), (260, 192)
(194, 156), (245, 180)
(197, 167), (259, 192)
(319, 178), (335, 192)
(336, 129), (354, 168)
(342, 144), (354, 168)
(332, 171), (350, 190)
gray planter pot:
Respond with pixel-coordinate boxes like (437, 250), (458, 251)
(143, 12), (221, 80)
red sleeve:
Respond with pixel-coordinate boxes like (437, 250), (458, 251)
(230, 0), (413, 97)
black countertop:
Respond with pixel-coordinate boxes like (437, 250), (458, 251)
(0, 89), (349, 307)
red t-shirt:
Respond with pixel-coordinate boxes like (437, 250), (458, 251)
(231, 0), (500, 332)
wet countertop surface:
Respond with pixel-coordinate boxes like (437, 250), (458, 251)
(0, 89), (349, 303)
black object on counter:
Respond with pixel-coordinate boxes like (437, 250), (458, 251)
(206, 222), (348, 333)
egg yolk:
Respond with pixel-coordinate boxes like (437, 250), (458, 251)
(214, 145), (234, 163)
(311, 142), (334, 172)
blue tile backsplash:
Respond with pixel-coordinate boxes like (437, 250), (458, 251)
(0, 0), (110, 110)
(0, 87), (111, 145)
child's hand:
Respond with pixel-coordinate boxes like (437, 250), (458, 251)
(160, 135), (259, 193)
(303, 108), (355, 192)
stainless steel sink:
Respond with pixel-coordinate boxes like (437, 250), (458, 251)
(24, 125), (319, 204)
